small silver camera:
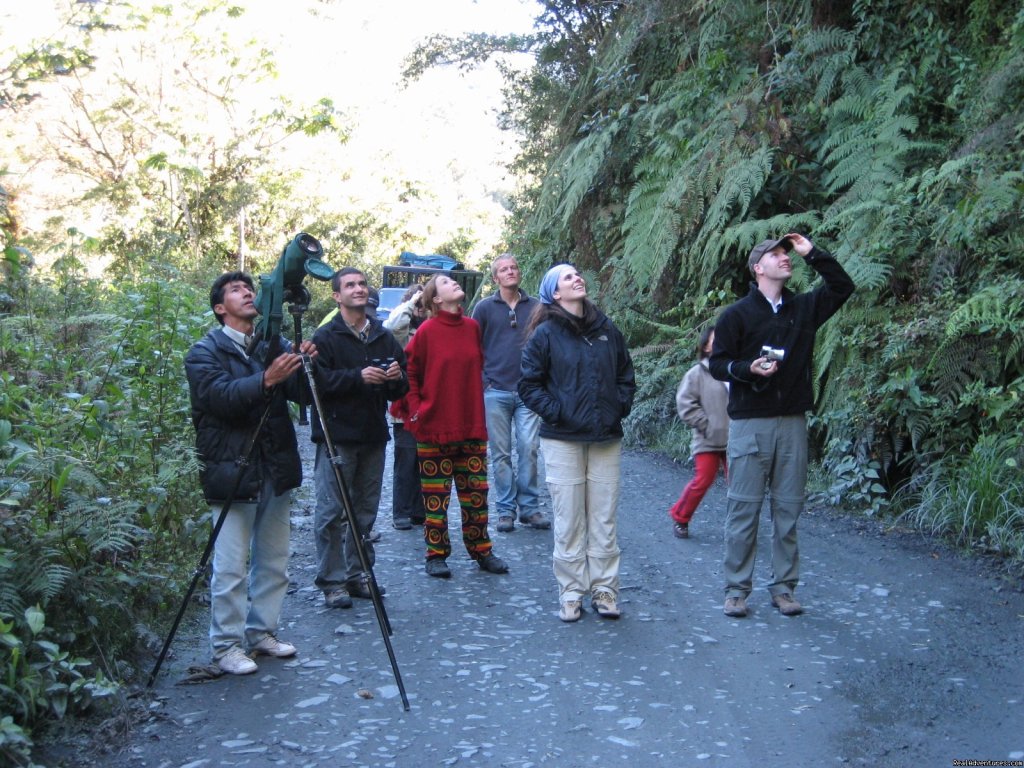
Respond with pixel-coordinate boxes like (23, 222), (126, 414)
(759, 345), (785, 369)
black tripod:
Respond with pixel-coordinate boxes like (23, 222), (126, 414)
(149, 351), (409, 710)
(300, 352), (409, 709)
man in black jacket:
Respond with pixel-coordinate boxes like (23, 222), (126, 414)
(184, 271), (316, 675)
(709, 233), (854, 619)
(310, 268), (408, 609)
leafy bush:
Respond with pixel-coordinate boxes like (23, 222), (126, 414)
(894, 435), (1024, 566)
(472, 0), (1024, 570)
(0, 605), (117, 718)
(0, 252), (209, 750)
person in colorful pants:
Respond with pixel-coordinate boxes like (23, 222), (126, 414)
(402, 274), (509, 579)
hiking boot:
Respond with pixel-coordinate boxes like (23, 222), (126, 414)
(591, 591), (620, 619)
(392, 517), (412, 530)
(673, 522), (689, 539)
(324, 588), (352, 609)
(217, 647), (257, 675)
(519, 511), (551, 530)
(346, 578), (386, 599)
(496, 516), (515, 533)
(771, 593), (804, 616)
(425, 558), (451, 578)
(477, 553), (509, 574)
(723, 596), (748, 618)
(249, 635), (297, 659)
(559, 599), (582, 622)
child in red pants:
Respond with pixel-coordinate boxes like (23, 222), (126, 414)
(669, 328), (729, 538)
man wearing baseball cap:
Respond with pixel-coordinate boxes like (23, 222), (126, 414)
(709, 233), (854, 619)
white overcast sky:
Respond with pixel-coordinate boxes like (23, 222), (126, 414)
(1, 0), (540, 258)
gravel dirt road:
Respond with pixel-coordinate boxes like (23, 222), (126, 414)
(40, 427), (1024, 767)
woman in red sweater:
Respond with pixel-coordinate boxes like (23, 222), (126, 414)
(404, 274), (509, 578)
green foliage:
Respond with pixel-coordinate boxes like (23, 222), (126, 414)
(813, 435), (890, 517)
(895, 435), (1024, 566)
(5, 0), (356, 279)
(0, 250), (210, 750)
(457, 0), (1024, 568)
(0, 605), (117, 725)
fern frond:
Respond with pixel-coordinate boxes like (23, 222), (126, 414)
(700, 145), (774, 234)
(941, 281), (1024, 372)
(554, 121), (623, 227)
(21, 559), (74, 603)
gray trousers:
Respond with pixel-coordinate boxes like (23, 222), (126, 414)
(723, 415), (807, 599)
(313, 441), (385, 590)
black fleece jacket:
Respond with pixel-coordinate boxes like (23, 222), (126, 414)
(708, 246), (855, 420)
(184, 329), (305, 503)
(309, 314), (408, 445)
(519, 307), (636, 442)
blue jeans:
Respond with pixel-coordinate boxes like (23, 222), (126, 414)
(313, 441), (385, 590)
(209, 477), (291, 659)
(484, 388), (541, 520)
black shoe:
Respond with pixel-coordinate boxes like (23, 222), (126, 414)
(477, 553), (509, 574)
(324, 588), (352, 609)
(673, 522), (689, 539)
(496, 516), (515, 533)
(392, 517), (412, 530)
(425, 558), (451, 578)
(346, 579), (386, 599)
(519, 511), (551, 530)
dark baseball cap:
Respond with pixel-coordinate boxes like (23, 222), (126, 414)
(366, 287), (380, 317)
(748, 237), (793, 274)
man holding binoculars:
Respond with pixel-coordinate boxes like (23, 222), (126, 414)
(710, 233), (855, 619)
(309, 267), (408, 609)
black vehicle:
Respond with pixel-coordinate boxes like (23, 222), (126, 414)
(378, 253), (484, 321)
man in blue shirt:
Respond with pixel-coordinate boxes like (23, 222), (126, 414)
(472, 254), (549, 532)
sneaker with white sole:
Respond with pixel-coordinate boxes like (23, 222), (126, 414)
(559, 599), (582, 622)
(217, 646), (257, 675)
(591, 591), (620, 619)
(249, 635), (297, 658)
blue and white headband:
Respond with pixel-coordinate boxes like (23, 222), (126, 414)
(539, 263), (574, 305)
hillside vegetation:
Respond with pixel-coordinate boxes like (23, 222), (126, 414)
(2, 0), (1024, 762)
(414, 0), (1024, 556)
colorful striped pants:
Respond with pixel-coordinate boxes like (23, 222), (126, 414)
(416, 440), (493, 561)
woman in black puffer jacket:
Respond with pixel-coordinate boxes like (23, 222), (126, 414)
(519, 263), (635, 623)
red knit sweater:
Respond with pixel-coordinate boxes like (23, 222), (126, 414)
(403, 308), (488, 445)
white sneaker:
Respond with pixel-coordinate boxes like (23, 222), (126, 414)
(559, 599), (582, 622)
(217, 647), (257, 675)
(591, 591), (620, 619)
(249, 635), (297, 658)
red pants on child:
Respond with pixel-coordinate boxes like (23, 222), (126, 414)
(669, 451), (727, 524)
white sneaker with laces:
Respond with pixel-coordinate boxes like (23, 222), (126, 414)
(559, 599), (582, 622)
(217, 646), (257, 675)
(249, 635), (297, 658)
(591, 591), (620, 619)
